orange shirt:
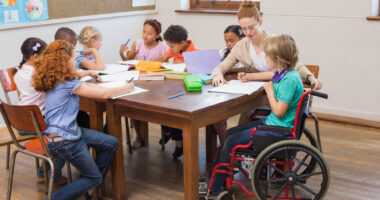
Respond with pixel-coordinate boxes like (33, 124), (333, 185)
(165, 40), (198, 63)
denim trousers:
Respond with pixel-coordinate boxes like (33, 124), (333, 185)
(47, 127), (118, 200)
(207, 119), (290, 195)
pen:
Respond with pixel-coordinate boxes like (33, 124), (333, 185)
(168, 93), (184, 100)
(245, 63), (254, 75)
(143, 55), (146, 61)
(124, 38), (131, 47)
(127, 77), (134, 83)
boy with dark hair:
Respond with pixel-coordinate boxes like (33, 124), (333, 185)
(54, 27), (78, 46)
(156, 25), (198, 63)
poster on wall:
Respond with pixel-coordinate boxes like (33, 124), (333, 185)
(0, 0), (49, 25)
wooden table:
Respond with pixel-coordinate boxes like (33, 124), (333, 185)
(104, 79), (266, 200)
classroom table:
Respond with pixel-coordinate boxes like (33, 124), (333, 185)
(103, 79), (267, 200)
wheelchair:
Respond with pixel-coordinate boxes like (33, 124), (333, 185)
(206, 90), (330, 200)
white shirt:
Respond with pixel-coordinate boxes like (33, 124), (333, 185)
(249, 43), (273, 72)
(219, 48), (244, 69)
(14, 64), (46, 115)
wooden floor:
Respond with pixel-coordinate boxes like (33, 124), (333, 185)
(0, 115), (379, 200)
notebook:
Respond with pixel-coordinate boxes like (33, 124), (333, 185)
(183, 49), (221, 74)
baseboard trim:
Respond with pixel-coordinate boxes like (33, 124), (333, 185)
(314, 112), (380, 129)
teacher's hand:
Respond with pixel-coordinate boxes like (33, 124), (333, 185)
(312, 79), (323, 90)
(212, 75), (227, 87)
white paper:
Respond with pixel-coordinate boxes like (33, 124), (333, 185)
(132, 0), (155, 7)
(93, 64), (129, 75)
(80, 76), (93, 82)
(161, 63), (186, 72)
(98, 81), (148, 99)
(208, 80), (266, 95)
(100, 71), (140, 82)
(118, 60), (140, 66)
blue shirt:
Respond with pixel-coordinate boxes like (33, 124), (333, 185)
(75, 51), (95, 69)
(44, 78), (82, 140)
(266, 70), (304, 128)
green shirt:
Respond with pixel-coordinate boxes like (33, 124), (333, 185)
(266, 70), (304, 128)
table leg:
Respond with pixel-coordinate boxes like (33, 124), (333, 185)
(106, 101), (126, 200)
(182, 121), (199, 200)
(88, 100), (104, 132)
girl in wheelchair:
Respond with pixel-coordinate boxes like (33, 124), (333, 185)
(200, 34), (304, 199)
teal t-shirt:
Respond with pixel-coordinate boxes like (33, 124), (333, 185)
(266, 70), (304, 128)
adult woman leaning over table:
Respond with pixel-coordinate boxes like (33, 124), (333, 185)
(212, 1), (323, 90)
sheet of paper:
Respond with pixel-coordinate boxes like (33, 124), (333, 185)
(161, 63), (186, 72)
(183, 49), (221, 74)
(100, 71), (140, 82)
(80, 76), (93, 82)
(93, 64), (129, 75)
(208, 80), (266, 95)
(118, 60), (140, 66)
(98, 81), (148, 99)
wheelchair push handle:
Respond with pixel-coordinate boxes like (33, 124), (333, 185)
(311, 90), (328, 99)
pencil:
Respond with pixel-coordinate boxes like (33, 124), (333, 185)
(125, 38), (131, 47)
(168, 93), (184, 100)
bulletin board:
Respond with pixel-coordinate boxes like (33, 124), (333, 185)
(47, 0), (155, 20)
(0, 0), (49, 25)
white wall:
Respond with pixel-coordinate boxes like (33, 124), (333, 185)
(150, 0), (380, 122)
(0, 0), (379, 127)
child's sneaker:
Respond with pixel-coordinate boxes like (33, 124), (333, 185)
(173, 146), (183, 159)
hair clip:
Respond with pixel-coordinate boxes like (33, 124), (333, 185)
(66, 42), (70, 54)
(32, 42), (41, 52)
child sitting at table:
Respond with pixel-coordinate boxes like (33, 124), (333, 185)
(220, 25), (245, 73)
(200, 34), (304, 198)
(119, 19), (167, 61)
(76, 26), (105, 70)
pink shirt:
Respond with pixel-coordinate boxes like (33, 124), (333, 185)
(14, 64), (46, 115)
(135, 39), (167, 60)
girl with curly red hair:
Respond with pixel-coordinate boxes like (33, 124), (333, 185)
(33, 40), (133, 200)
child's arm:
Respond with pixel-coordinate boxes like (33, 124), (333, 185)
(73, 82), (134, 99)
(120, 41), (137, 61)
(263, 81), (289, 117)
(80, 48), (105, 70)
(76, 71), (102, 81)
(155, 55), (170, 62)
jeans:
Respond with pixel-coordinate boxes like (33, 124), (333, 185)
(207, 119), (290, 195)
(18, 130), (65, 182)
(47, 127), (118, 200)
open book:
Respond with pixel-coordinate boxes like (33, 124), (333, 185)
(98, 81), (148, 99)
(208, 80), (266, 95)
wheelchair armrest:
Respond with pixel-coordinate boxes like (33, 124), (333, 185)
(256, 125), (293, 133)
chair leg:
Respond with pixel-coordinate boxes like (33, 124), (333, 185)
(7, 150), (19, 200)
(6, 144), (10, 169)
(66, 161), (72, 183)
(42, 160), (49, 194)
(46, 158), (55, 200)
(125, 117), (133, 154)
(35, 157), (40, 175)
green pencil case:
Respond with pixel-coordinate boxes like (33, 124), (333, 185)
(184, 75), (203, 91)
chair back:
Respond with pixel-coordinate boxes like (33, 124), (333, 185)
(0, 100), (50, 156)
(0, 67), (18, 103)
(304, 65), (319, 89)
(293, 92), (310, 140)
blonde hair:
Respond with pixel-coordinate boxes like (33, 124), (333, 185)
(238, 0), (261, 20)
(264, 35), (299, 69)
(78, 26), (100, 45)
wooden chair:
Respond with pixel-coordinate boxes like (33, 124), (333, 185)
(0, 101), (58, 199)
(0, 67), (36, 169)
(304, 65), (323, 152)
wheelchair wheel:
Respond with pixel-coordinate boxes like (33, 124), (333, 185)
(297, 127), (321, 177)
(216, 190), (235, 200)
(251, 140), (330, 200)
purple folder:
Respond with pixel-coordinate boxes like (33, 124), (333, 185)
(183, 49), (221, 74)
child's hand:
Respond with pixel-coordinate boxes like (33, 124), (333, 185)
(237, 72), (250, 82)
(119, 44), (129, 55)
(125, 82), (135, 91)
(83, 48), (95, 57)
(263, 81), (274, 93)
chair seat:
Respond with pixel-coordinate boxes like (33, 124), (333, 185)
(24, 136), (48, 155)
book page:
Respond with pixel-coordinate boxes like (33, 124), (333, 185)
(93, 64), (129, 75)
(100, 71), (140, 82)
(208, 80), (266, 95)
(161, 63), (186, 72)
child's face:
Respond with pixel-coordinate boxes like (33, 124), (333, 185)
(89, 34), (102, 50)
(142, 24), (158, 44)
(224, 32), (242, 51)
(265, 54), (277, 70)
(239, 17), (261, 40)
(165, 40), (187, 55)
(69, 36), (78, 47)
